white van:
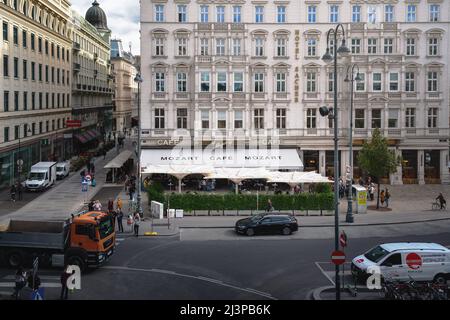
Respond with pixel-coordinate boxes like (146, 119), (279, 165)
(56, 162), (70, 180)
(351, 242), (450, 284)
(25, 162), (57, 191)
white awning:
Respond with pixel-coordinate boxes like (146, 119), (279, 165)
(141, 148), (303, 170)
(267, 171), (333, 185)
(104, 150), (133, 169)
(204, 168), (271, 182)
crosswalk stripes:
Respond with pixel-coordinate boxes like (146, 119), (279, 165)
(0, 274), (61, 289)
(115, 237), (126, 247)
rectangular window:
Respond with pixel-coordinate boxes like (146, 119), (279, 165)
(177, 38), (187, 56)
(217, 72), (227, 92)
(201, 110), (210, 129)
(255, 38), (264, 56)
(232, 38), (241, 56)
(177, 5), (187, 22)
(385, 5), (394, 22)
(38, 37), (42, 52)
(406, 38), (416, 56)
(13, 26), (18, 45)
(154, 109), (165, 129)
(22, 30), (26, 48)
(216, 38), (225, 56)
(384, 38), (393, 54)
(155, 38), (164, 56)
(405, 72), (415, 92)
(388, 109), (399, 128)
(255, 6), (264, 23)
(234, 110), (243, 129)
(276, 38), (287, 57)
(351, 38), (361, 54)
(4, 127), (9, 142)
(45, 40), (48, 55)
(217, 110), (227, 129)
(355, 109), (365, 128)
(407, 5), (416, 22)
(22, 60), (27, 79)
(2, 22), (7, 41)
(13, 57), (18, 78)
(405, 108), (415, 128)
(277, 6), (286, 23)
(356, 73), (365, 91)
(177, 72), (187, 92)
(254, 73), (264, 92)
(427, 108), (438, 128)
(14, 125), (20, 140)
(371, 109), (382, 128)
(427, 71), (438, 92)
(38, 64), (42, 81)
(200, 72), (210, 92)
(254, 109), (264, 129)
(45, 65), (48, 82)
(308, 6), (316, 23)
(276, 109), (286, 129)
(389, 73), (398, 91)
(368, 38), (377, 54)
(14, 91), (19, 111)
(372, 73), (382, 91)
(330, 5), (339, 23)
(306, 72), (316, 92)
(233, 6), (242, 23)
(216, 6), (225, 23)
(3, 91), (9, 112)
(200, 38), (209, 55)
(200, 5), (209, 23)
(234, 72), (243, 92)
(31, 62), (35, 80)
(177, 108), (188, 129)
(155, 73), (165, 92)
(31, 92), (35, 110)
(306, 109), (316, 128)
(3, 55), (8, 77)
(428, 38), (438, 56)
(30, 33), (35, 50)
(328, 72), (334, 92)
(276, 73), (286, 92)
(429, 4), (440, 22)
(352, 5), (361, 22)
(155, 5), (165, 22)
(23, 91), (27, 110)
(307, 39), (316, 56)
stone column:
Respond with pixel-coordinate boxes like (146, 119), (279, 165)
(298, 149), (304, 171)
(418, 150), (425, 185)
(390, 148), (403, 185)
(440, 149), (449, 184)
(340, 150), (349, 181)
(319, 150), (326, 176)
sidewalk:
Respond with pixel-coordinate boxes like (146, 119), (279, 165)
(0, 139), (135, 225)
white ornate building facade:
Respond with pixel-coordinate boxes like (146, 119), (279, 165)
(140, 0), (450, 184)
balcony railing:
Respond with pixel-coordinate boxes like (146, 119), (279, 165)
(175, 92), (190, 100)
(153, 92), (167, 99)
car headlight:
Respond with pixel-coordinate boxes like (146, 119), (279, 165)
(238, 225), (246, 229)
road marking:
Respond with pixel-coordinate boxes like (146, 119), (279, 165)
(315, 262), (335, 286)
(0, 282), (60, 288)
(3, 275), (60, 281)
(102, 265), (277, 300)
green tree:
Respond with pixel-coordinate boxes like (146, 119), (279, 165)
(357, 128), (401, 209)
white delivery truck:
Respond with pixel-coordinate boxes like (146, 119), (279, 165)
(56, 161), (70, 180)
(351, 242), (450, 284)
(25, 162), (57, 191)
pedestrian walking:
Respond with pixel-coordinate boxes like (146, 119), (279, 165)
(116, 209), (124, 232)
(60, 266), (71, 300)
(12, 267), (26, 300)
(129, 184), (135, 201)
(369, 183), (375, 201)
(385, 188), (390, 208)
(436, 193), (447, 210)
(91, 176), (96, 187)
(380, 190), (385, 207)
(107, 198), (114, 213)
(91, 163), (95, 174)
(133, 212), (141, 237)
(102, 148), (107, 160)
(116, 197), (123, 211)
(10, 184), (17, 203)
(27, 271), (41, 291)
(93, 200), (102, 211)
(88, 200), (95, 211)
(266, 199), (274, 212)
(17, 181), (23, 201)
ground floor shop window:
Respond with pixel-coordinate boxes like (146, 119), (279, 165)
(402, 150), (417, 184)
(303, 151), (319, 172)
(425, 150), (440, 184)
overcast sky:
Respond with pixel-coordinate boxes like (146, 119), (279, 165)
(71, 0), (140, 54)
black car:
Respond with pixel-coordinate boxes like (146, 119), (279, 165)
(235, 214), (299, 236)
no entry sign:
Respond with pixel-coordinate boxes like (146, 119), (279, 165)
(406, 253), (422, 270)
(331, 250), (346, 265)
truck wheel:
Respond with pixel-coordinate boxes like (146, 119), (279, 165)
(7, 252), (23, 268)
(434, 273), (447, 285)
(67, 255), (86, 272)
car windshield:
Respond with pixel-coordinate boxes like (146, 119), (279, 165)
(250, 214), (265, 222)
(99, 218), (114, 239)
(364, 245), (391, 263)
(29, 172), (45, 180)
(56, 167), (63, 172)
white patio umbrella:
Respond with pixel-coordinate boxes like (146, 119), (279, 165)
(266, 171), (332, 191)
(204, 167), (271, 194)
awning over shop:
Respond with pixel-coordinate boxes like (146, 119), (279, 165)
(74, 133), (89, 144)
(104, 150), (133, 169)
(141, 148), (303, 170)
(266, 171), (333, 185)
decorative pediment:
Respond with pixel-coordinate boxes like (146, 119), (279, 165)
(369, 96), (389, 103)
(404, 62), (421, 69)
(273, 29), (291, 36)
(303, 29), (321, 36)
(303, 62), (321, 69)
(212, 59), (231, 66)
(369, 58), (387, 65)
(151, 28), (169, 35)
(403, 28), (422, 35)
(213, 97), (231, 102)
(272, 62), (290, 68)
(250, 62), (269, 69)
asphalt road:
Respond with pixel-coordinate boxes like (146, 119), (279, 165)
(3, 232), (450, 300)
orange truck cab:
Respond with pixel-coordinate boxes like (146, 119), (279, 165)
(0, 211), (116, 272)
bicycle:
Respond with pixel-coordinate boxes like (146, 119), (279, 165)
(432, 201), (446, 211)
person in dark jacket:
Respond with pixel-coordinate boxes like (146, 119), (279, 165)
(107, 198), (114, 213)
(10, 184), (17, 202)
(60, 266), (71, 300)
(436, 193), (447, 210)
(116, 209), (124, 232)
(17, 181), (23, 201)
(88, 200), (95, 211)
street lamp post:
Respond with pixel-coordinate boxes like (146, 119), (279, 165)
(321, 23), (350, 301)
(134, 74), (143, 216)
(17, 125), (32, 190)
(344, 65), (362, 224)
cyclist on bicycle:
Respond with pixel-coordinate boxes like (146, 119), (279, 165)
(436, 193), (446, 210)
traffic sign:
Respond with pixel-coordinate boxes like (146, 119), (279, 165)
(339, 231), (348, 248)
(17, 159), (24, 166)
(331, 250), (346, 265)
(406, 253), (422, 270)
